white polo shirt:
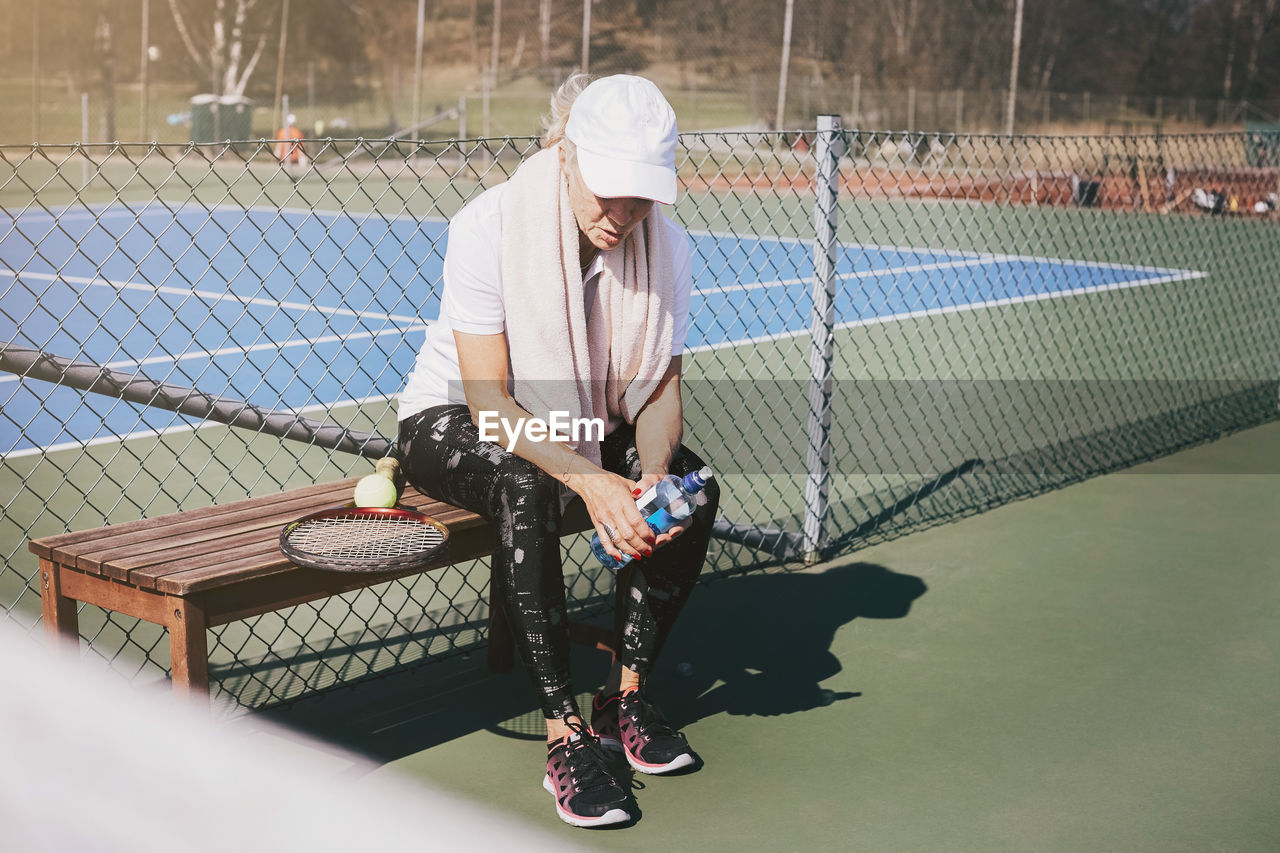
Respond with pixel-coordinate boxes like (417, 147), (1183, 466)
(398, 182), (694, 422)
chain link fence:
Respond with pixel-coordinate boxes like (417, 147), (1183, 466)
(12, 78), (1279, 147)
(2, 126), (1278, 712)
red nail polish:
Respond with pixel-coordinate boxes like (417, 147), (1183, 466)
(644, 549), (653, 556)
(632, 488), (641, 496)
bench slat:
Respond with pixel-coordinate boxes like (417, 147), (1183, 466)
(148, 499), (593, 591)
(147, 543), (294, 590)
(192, 524), (505, 616)
(59, 483), (359, 576)
(41, 482), (490, 584)
(114, 495), (492, 591)
(154, 523), (501, 597)
(155, 505), (593, 598)
(153, 527), (494, 594)
(98, 521), (314, 579)
(71, 485), (458, 578)
(31, 479), (357, 559)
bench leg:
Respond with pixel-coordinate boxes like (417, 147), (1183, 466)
(39, 559), (80, 658)
(167, 598), (210, 699)
(487, 586), (515, 673)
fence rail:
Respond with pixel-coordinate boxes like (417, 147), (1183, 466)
(2, 126), (1277, 712)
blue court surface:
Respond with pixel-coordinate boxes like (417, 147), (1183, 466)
(0, 205), (1203, 457)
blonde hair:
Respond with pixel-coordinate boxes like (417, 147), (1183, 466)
(541, 71), (597, 154)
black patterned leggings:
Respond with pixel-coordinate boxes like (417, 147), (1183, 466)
(397, 404), (719, 720)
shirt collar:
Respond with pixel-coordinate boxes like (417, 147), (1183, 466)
(582, 246), (611, 284)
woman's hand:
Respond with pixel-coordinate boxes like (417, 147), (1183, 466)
(631, 471), (692, 550)
(572, 469), (657, 562)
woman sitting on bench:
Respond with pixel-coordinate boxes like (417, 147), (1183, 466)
(396, 73), (719, 829)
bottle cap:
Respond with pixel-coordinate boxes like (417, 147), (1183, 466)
(684, 466), (714, 491)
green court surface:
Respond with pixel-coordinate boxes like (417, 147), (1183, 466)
(251, 419), (1280, 851)
(4, 135), (1276, 841)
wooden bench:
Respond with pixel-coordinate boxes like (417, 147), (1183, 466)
(30, 478), (607, 700)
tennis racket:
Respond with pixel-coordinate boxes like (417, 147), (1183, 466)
(280, 506), (449, 573)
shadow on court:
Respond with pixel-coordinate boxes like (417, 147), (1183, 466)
(658, 562), (926, 723)
(252, 561), (926, 765)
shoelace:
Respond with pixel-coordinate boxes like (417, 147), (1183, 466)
(560, 719), (618, 789)
(622, 691), (682, 739)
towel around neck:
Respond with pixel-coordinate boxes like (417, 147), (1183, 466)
(498, 145), (674, 467)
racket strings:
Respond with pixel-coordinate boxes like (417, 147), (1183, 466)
(288, 514), (445, 561)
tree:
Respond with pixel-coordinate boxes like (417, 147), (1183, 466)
(1241, 0), (1279, 100)
(540, 0), (552, 68)
(94, 0), (117, 141)
(167, 0), (270, 97)
(1221, 0), (1245, 98)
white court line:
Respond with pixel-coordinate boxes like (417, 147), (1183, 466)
(685, 268), (1207, 354)
(685, 225), (1204, 278)
(0, 268), (423, 325)
(0, 324), (427, 387)
(1, 202), (451, 228)
(0, 269), (427, 386)
(267, 211), (1197, 279)
(12, 203), (1187, 277)
(693, 256), (1001, 295)
(8, 203), (1195, 278)
(1, 393), (398, 461)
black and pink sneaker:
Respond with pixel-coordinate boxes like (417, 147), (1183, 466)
(592, 687), (698, 775)
(542, 724), (634, 828)
(590, 690), (624, 751)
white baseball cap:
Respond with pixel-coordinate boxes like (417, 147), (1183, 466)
(565, 75), (679, 205)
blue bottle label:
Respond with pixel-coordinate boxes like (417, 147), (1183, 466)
(646, 507), (677, 533)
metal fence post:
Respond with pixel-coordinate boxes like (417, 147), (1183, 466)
(802, 114), (841, 563)
(80, 93), (90, 187)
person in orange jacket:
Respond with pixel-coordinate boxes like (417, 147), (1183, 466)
(274, 114), (308, 178)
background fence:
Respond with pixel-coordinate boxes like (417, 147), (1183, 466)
(10, 77), (1280, 148)
(2, 125), (1278, 712)
(7, 0), (1280, 147)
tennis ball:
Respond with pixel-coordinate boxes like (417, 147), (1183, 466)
(353, 473), (398, 508)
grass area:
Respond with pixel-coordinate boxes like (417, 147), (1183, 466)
(8, 67), (1269, 148)
(0, 66), (759, 147)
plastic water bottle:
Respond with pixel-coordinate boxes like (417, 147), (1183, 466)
(590, 467), (714, 571)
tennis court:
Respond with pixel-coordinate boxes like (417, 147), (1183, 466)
(1, 127), (1277, 848)
(0, 201), (1204, 457)
(0, 130), (1276, 747)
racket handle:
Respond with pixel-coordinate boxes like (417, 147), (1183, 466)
(374, 456), (400, 481)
